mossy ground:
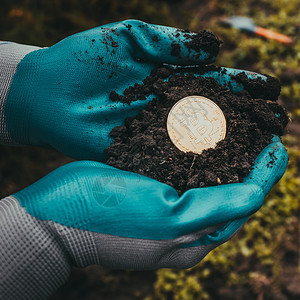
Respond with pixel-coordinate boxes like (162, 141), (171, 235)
(1, 1), (299, 299)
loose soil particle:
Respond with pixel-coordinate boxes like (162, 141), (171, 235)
(105, 67), (288, 195)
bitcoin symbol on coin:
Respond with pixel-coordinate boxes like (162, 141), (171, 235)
(167, 96), (226, 154)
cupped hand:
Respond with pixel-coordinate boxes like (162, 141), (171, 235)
(12, 135), (287, 270)
(5, 19), (220, 160)
(4, 19), (280, 161)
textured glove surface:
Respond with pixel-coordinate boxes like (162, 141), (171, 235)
(4, 19), (221, 160)
(4, 19), (276, 160)
(0, 136), (287, 300)
(12, 136), (287, 269)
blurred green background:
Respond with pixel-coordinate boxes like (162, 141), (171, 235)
(1, 0), (299, 299)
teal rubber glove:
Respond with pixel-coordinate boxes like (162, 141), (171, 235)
(0, 136), (287, 299)
(0, 19), (277, 160)
(1, 19), (221, 159)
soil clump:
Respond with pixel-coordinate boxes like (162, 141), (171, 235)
(105, 67), (288, 195)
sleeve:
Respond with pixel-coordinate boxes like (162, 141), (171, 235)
(0, 196), (71, 300)
(0, 42), (40, 145)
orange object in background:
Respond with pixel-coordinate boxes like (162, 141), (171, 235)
(220, 16), (294, 45)
(255, 26), (293, 44)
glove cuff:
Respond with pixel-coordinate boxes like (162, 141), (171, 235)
(0, 196), (71, 300)
(0, 42), (40, 145)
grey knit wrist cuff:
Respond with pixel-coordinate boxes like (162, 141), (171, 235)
(0, 43), (40, 145)
(0, 196), (71, 300)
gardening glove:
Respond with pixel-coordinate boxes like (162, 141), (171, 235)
(0, 19), (278, 161)
(0, 136), (287, 300)
(0, 19), (220, 159)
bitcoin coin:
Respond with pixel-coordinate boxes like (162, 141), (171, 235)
(167, 95), (226, 154)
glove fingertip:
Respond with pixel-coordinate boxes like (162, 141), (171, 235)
(244, 141), (288, 195)
(122, 20), (222, 65)
(173, 29), (222, 64)
(222, 68), (281, 100)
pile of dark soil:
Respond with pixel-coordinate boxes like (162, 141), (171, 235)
(105, 66), (288, 195)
